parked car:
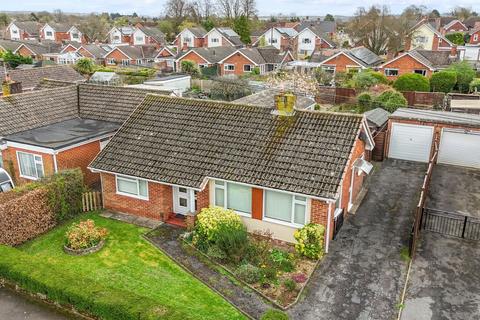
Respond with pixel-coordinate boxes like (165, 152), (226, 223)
(0, 168), (14, 192)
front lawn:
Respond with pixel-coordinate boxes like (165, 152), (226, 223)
(0, 213), (244, 320)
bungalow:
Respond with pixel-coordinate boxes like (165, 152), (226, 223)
(88, 94), (374, 246)
(76, 44), (110, 64)
(406, 21), (454, 51)
(252, 27), (298, 52)
(469, 28), (480, 45)
(5, 21), (41, 40)
(40, 23), (86, 43)
(174, 27), (207, 51)
(295, 21), (337, 37)
(132, 24), (165, 47)
(218, 46), (294, 75)
(311, 46), (383, 74)
(107, 26), (135, 44)
(204, 27), (243, 48)
(175, 46), (237, 72)
(379, 48), (459, 80)
(11, 41), (63, 61)
(154, 47), (176, 71)
(103, 45), (158, 67)
(0, 39), (23, 53)
(0, 84), (169, 186)
(295, 25), (335, 57)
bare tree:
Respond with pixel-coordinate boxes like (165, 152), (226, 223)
(217, 0), (242, 20)
(450, 6), (477, 20)
(165, 0), (189, 25)
(79, 14), (109, 41)
(241, 0), (257, 19)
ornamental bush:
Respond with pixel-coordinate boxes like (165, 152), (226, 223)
(374, 90), (408, 112)
(393, 73), (430, 92)
(430, 71), (457, 93)
(235, 263), (261, 284)
(445, 32), (466, 45)
(357, 92), (373, 111)
(294, 223), (325, 259)
(351, 71), (388, 90)
(65, 219), (108, 250)
(447, 61), (476, 93)
(469, 78), (480, 92)
(181, 60), (200, 76)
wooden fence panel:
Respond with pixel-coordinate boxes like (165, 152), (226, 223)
(82, 191), (102, 212)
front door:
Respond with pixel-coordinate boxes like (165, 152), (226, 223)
(173, 186), (192, 215)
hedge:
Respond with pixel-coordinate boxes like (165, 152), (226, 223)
(0, 245), (165, 320)
(393, 73), (430, 92)
(430, 71), (457, 93)
(374, 90), (407, 112)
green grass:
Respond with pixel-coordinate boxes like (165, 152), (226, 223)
(0, 213), (244, 320)
(400, 246), (411, 263)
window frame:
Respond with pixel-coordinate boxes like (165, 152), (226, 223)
(115, 175), (149, 200)
(107, 58), (116, 65)
(384, 68), (399, 76)
(224, 64), (235, 71)
(16, 151), (44, 180)
(302, 38), (311, 44)
(211, 38), (219, 43)
(121, 59), (130, 66)
(413, 69), (427, 76)
(243, 64), (253, 72)
(263, 190), (308, 227)
(46, 31), (53, 37)
(213, 180), (252, 217)
(474, 34), (479, 42)
(71, 33), (79, 39)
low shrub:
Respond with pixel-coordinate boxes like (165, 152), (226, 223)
(193, 206), (244, 244)
(294, 223), (325, 260)
(260, 265), (278, 281)
(65, 219), (108, 250)
(357, 92), (372, 111)
(393, 73), (430, 92)
(206, 245), (227, 261)
(269, 248), (295, 272)
(261, 309), (289, 320)
(374, 90), (408, 112)
(445, 32), (466, 45)
(447, 61), (476, 93)
(235, 263), (261, 284)
(283, 278), (296, 292)
(430, 71), (457, 93)
(470, 78), (480, 92)
(215, 223), (248, 263)
(291, 273), (307, 283)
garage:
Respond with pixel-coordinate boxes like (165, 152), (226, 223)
(388, 123), (434, 162)
(438, 129), (480, 168)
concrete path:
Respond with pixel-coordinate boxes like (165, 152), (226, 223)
(289, 160), (427, 320)
(0, 287), (72, 320)
(401, 230), (480, 320)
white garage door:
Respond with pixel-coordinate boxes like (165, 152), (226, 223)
(389, 123), (434, 162)
(438, 129), (480, 168)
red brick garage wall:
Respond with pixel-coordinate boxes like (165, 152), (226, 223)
(341, 137), (367, 213)
(221, 53), (254, 76)
(101, 173), (173, 220)
(381, 54), (432, 81)
(311, 199), (333, 241)
(323, 53), (361, 73)
(1, 147), (55, 185)
(56, 141), (101, 186)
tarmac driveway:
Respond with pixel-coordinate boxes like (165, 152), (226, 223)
(289, 160), (426, 320)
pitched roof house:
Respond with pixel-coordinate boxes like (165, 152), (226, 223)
(89, 94), (374, 245)
(103, 45), (159, 67)
(310, 46), (383, 73)
(132, 24), (166, 47)
(379, 48), (459, 79)
(406, 20), (454, 51)
(107, 26), (136, 44)
(40, 23), (86, 43)
(175, 46), (237, 71)
(0, 84), (169, 187)
(5, 21), (41, 40)
(174, 27), (208, 51)
(204, 27), (244, 47)
(252, 28), (298, 52)
(295, 25), (335, 57)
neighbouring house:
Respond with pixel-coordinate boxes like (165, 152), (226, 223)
(174, 27), (208, 51)
(0, 65), (85, 92)
(5, 21), (41, 40)
(153, 47), (176, 71)
(464, 17), (480, 31)
(9, 40), (63, 61)
(0, 84), (171, 186)
(40, 23), (86, 43)
(107, 26), (135, 44)
(103, 45), (158, 67)
(175, 46), (237, 72)
(42, 51), (82, 65)
(364, 108), (390, 161)
(233, 89), (316, 110)
(252, 27), (298, 52)
(0, 39), (23, 53)
(204, 27), (244, 48)
(89, 72), (122, 86)
(218, 46), (294, 75)
(310, 46), (383, 74)
(379, 48), (459, 80)
(428, 17), (468, 35)
(132, 24), (166, 47)
(295, 25), (335, 57)
(458, 44), (480, 64)
(76, 44), (110, 64)
(128, 74), (190, 96)
(386, 108), (480, 169)
(88, 94), (374, 246)
(469, 28), (480, 45)
(406, 20), (454, 51)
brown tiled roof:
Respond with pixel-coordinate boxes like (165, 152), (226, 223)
(78, 84), (170, 123)
(12, 21), (41, 36)
(0, 86), (78, 137)
(0, 65), (85, 90)
(90, 95), (364, 198)
(34, 78), (78, 90)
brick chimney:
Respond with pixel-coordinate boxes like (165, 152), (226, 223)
(450, 46), (458, 58)
(2, 80), (22, 96)
(272, 92), (296, 116)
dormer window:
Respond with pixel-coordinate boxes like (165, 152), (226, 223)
(46, 31), (53, 37)
(72, 33), (79, 39)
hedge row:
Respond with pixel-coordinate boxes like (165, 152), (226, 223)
(0, 188), (55, 246)
(0, 245), (166, 320)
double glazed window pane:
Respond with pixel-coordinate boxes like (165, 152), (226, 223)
(265, 190), (292, 222)
(227, 182), (251, 214)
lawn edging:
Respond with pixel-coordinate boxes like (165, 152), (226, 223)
(141, 231), (254, 320)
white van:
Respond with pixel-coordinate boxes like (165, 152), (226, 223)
(0, 168), (14, 192)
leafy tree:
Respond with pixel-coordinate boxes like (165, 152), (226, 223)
(430, 71), (457, 93)
(114, 17), (129, 27)
(79, 14), (110, 41)
(181, 60), (199, 75)
(210, 77), (251, 101)
(445, 32), (466, 45)
(0, 13), (9, 27)
(158, 20), (176, 41)
(314, 68), (334, 86)
(447, 61), (476, 93)
(74, 58), (94, 75)
(324, 14), (335, 22)
(470, 78), (480, 92)
(234, 15), (251, 44)
(429, 9), (440, 18)
(374, 90), (407, 112)
(29, 12), (39, 21)
(357, 92), (373, 111)
(393, 73), (430, 92)
(201, 17), (215, 31)
(451, 6), (476, 20)
(1, 50), (33, 68)
(350, 70), (389, 90)
(258, 35), (267, 47)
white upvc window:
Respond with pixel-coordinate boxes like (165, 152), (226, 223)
(269, 38), (277, 44)
(135, 36), (144, 43)
(121, 59), (130, 66)
(113, 35), (120, 41)
(243, 64), (253, 72)
(384, 68), (399, 76)
(214, 180), (252, 216)
(136, 59), (144, 65)
(211, 38), (219, 43)
(46, 31), (53, 37)
(474, 34), (479, 42)
(322, 65), (336, 73)
(71, 33), (79, 39)
(17, 151), (44, 180)
(198, 64), (208, 68)
(414, 69), (427, 76)
(264, 190), (307, 226)
(12, 29), (18, 34)
(107, 58), (116, 64)
(116, 175), (149, 200)
(302, 38), (311, 44)
(224, 64), (235, 71)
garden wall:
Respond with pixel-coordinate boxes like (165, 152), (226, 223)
(0, 188), (56, 246)
(401, 91), (445, 109)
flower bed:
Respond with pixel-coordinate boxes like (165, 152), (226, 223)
(64, 219), (108, 255)
(185, 207), (324, 308)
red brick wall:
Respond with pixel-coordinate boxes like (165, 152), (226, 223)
(310, 199), (333, 241)
(178, 51), (209, 69)
(104, 48), (131, 65)
(470, 30), (480, 44)
(442, 21), (467, 34)
(380, 54), (432, 80)
(77, 47), (94, 58)
(1, 147), (55, 185)
(56, 141), (101, 186)
(323, 53), (361, 72)
(63, 45), (78, 53)
(340, 137), (366, 212)
(221, 53), (254, 76)
(17, 46), (38, 60)
(101, 173), (173, 220)
(195, 183), (210, 213)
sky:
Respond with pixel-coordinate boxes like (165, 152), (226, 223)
(1, 0), (479, 17)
